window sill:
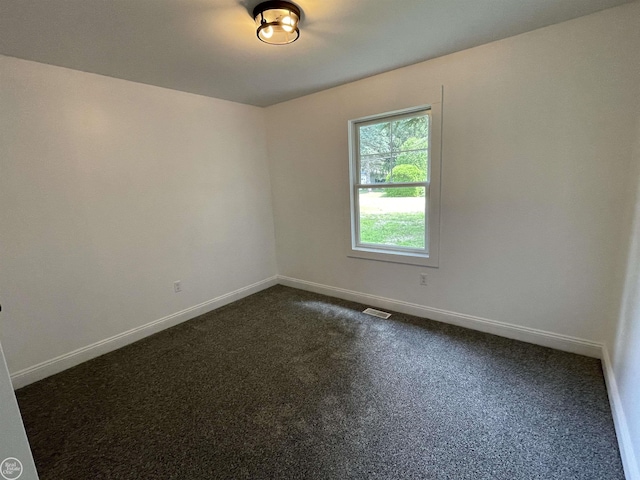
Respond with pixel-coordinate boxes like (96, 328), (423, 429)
(348, 247), (438, 268)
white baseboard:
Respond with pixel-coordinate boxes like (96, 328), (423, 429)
(602, 346), (640, 480)
(277, 275), (602, 358)
(10, 276), (278, 389)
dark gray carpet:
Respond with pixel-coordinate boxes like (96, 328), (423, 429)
(16, 285), (623, 479)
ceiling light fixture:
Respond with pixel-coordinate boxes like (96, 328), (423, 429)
(253, 1), (301, 45)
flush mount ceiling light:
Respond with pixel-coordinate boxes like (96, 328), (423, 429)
(253, 1), (301, 45)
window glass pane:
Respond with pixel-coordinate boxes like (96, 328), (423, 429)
(387, 158), (427, 183)
(393, 115), (428, 181)
(359, 122), (391, 156)
(360, 153), (394, 184)
(361, 152), (428, 184)
(358, 187), (426, 249)
(359, 114), (429, 185)
(392, 115), (429, 150)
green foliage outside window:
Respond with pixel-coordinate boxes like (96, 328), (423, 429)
(396, 137), (427, 174)
(384, 164), (424, 197)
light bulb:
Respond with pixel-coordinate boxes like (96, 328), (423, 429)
(282, 15), (294, 32)
(261, 25), (274, 39)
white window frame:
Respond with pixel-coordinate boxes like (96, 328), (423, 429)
(348, 87), (442, 267)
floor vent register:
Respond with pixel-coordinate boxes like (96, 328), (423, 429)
(362, 308), (392, 319)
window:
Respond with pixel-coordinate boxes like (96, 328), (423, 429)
(348, 88), (442, 267)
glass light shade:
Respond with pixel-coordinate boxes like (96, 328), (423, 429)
(253, 1), (300, 45)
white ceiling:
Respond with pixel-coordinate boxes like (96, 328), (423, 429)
(0, 0), (633, 107)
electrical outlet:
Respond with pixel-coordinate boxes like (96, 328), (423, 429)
(420, 274), (428, 286)
(173, 280), (182, 293)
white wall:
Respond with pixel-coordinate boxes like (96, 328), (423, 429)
(0, 56), (277, 375)
(266, 3), (640, 345)
(608, 116), (640, 479)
